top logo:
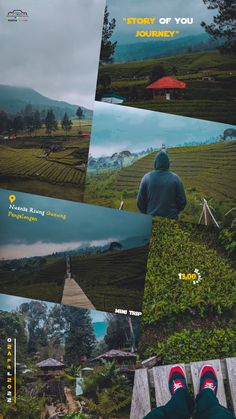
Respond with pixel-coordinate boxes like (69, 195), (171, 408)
(7, 10), (28, 22)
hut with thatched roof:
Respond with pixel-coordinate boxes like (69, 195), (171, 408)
(36, 358), (66, 403)
(93, 350), (137, 371)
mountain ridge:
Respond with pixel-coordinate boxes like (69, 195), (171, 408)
(0, 85), (93, 119)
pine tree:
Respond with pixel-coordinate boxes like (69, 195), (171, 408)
(76, 106), (84, 133)
(33, 110), (42, 132)
(61, 112), (72, 136)
(100, 6), (117, 64)
(45, 109), (57, 135)
(201, 0), (236, 54)
(63, 306), (96, 365)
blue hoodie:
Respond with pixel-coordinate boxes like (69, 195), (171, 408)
(137, 151), (187, 219)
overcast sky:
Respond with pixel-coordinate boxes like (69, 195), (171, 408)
(0, 0), (105, 109)
(89, 102), (233, 156)
(106, 0), (215, 44)
(0, 189), (151, 258)
(0, 294), (108, 323)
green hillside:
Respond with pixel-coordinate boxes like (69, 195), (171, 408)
(0, 246), (149, 313)
(0, 85), (93, 119)
(97, 50), (236, 124)
(85, 141), (236, 225)
(139, 217), (236, 364)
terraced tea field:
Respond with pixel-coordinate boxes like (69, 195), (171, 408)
(97, 50), (236, 124)
(85, 141), (236, 225)
(70, 245), (149, 312)
(0, 257), (66, 302)
(0, 246), (149, 313)
(0, 131), (90, 201)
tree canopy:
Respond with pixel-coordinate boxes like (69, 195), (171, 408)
(201, 0), (236, 54)
(100, 6), (117, 64)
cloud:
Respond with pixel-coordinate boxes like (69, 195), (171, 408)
(89, 102), (232, 156)
(0, 238), (120, 260)
(0, 0), (106, 108)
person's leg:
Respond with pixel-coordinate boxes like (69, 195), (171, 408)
(194, 365), (235, 419)
(144, 365), (194, 419)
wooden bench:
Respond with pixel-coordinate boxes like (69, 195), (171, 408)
(130, 358), (236, 418)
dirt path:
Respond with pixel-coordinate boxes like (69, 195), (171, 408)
(64, 386), (81, 413)
(61, 277), (95, 309)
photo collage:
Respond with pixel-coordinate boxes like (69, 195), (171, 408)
(0, 0), (235, 417)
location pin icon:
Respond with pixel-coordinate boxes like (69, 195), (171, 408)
(9, 194), (16, 204)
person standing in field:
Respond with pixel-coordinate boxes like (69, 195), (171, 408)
(137, 151), (187, 219)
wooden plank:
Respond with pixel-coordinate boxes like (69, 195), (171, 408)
(152, 364), (187, 407)
(141, 356), (158, 369)
(61, 277), (95, 309)
(190, 359), (227, 407)
(130, 369), (151, 419)
(226, 358), (236, 416)
(148, 360), (228, 388)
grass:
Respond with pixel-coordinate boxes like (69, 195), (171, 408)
(97, 50), (236, 124)
(0, 120), (91, 201)
(85, 140), (236, 226)
(0, 246), (149, 313)
(138, 217), (236, 364)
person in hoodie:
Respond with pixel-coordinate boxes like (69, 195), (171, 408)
(137, 151), (187, 219)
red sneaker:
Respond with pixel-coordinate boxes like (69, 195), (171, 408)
(168, 365), (188, 396)
(199, 364), (218, 396)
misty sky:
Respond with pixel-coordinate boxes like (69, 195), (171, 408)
(106, 0), (216, 44)
(0, 189), (151, 259)
(0, 294), (108, 325)
(89, 102), (234, 157)
(0, 0), (106, 109)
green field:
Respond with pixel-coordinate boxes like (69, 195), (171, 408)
(0, 245), (149, 313)
(139, 217), (236, 364)
(0, 120), (91, 201)
(97, 50), (236, 124)
(85, 140), (236, 226)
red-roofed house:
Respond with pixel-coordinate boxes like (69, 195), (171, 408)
(146, 76), (186, 100)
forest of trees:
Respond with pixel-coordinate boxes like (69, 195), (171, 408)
(0, 302), (138, 418)
(0, 105), (84, 136)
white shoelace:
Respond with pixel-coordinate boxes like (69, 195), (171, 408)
(203, 381), (215, 391)
(173, 381), (183, 392)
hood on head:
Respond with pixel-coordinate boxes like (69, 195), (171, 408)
(154, 151), (170, 170)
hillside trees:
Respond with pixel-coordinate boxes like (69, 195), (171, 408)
(61, 112), (73, 136)
(12, 115), (24, 135)
(100, 6), (117, 64)
(45, 109), (58, 134)
(0, 310), (27, 363)
(105, 314), (140, 351)
(33, 110), (42, 131)
(76, 106), (84, 133)
(0, 111), (11, 134)
(62, 306), (96, 365)
(202, 0), (236, 54)
(17, 301), (48, 353)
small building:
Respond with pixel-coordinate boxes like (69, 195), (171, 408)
(36, 358), (66, 403)
(101, 93), (126, 104)
(146, 76), (186, 101)
(36, 358), (65, 378)
(92, 349), (137, 371)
